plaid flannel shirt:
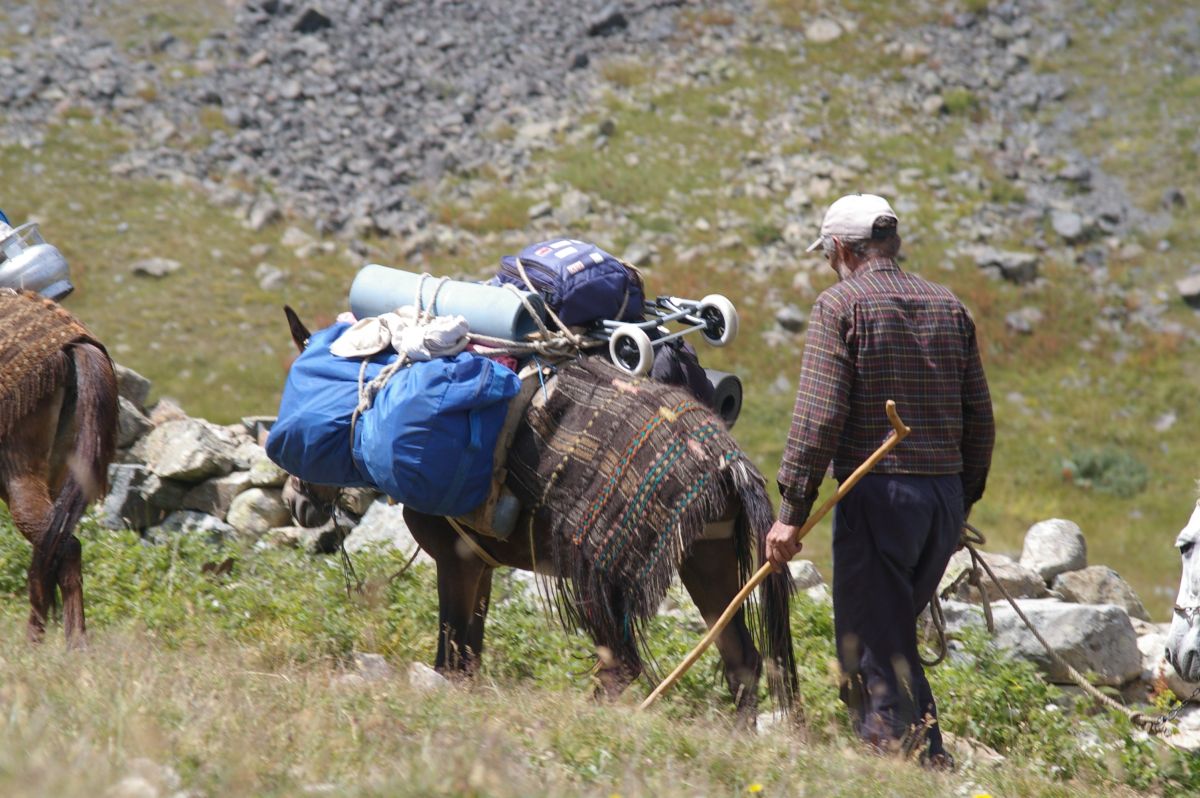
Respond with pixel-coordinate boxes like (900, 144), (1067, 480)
(777, 257), (994, 526)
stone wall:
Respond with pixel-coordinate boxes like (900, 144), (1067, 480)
(104, 361), (417, 556)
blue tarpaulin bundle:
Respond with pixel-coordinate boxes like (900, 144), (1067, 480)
(354, 350), (520, 516)
(268, 322), (521, 517)
(266, 322), (384, 487)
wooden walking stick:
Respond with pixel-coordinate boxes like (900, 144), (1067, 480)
(639, 400), (911, 711)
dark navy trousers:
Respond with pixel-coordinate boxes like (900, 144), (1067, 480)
(831, 473), (963, 756)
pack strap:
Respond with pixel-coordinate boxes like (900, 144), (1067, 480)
(446, 516), (502, 568)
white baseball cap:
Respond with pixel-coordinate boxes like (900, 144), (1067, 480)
(805, 193), (898, 253)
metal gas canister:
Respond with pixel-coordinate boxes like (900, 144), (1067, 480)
(0, 222), (74, 301)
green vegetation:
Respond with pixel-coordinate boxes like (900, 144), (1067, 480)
(750, 222), (784, 247)
(988, 179), (1028, 206)
(942, 87), (982, 117)
(3, 0), (1199, 788)
(1064, 447), (1150, 499)
(0, 516), (1195, 796)
(764, 0), (941, 33)
(96, 0), (233, 51)
(435, 185), (536, 235)
(599, 58), (655, 89)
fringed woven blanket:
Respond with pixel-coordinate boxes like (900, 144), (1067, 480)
(506, 356), (774, 668)
(0, 289), (97, 442)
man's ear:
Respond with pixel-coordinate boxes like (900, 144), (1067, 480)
(831, 236), (846, 261)
(828, 236), (847, 272)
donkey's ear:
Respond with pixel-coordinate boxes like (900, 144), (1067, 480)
(283, 305), (311, 352)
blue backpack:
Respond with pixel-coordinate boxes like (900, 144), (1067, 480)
(266, 322), (384, 487)
(353, 351), (521, 516)
(493, 238), (644, 327)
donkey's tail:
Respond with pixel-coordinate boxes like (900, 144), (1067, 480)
(731, 468), (800, 715)
(759, 556), (800, 713)
(30, 342), (118, 584)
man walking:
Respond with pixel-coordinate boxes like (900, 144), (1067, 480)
(766, 193), (994, 767)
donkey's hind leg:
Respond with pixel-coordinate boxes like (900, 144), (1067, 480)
(56, 534), (86, 647)
(4, 476), (56, 643)
(680, 538), (763, 726)
(463, 567), (494, 667)
(48, 386), (88, 649)
(435, 553), (493, 675)
(0, 394), (63, 643)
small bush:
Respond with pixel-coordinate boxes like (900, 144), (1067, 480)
(989, 179), (1028, 205)
(750, 222), (784, 247)
(933, 628), (1087, 771)
(600, 59), (652, 89)
(1062, 446), (1149, 498)
(943, 87), (981, 116)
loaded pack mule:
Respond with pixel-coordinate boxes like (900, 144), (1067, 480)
(0, 289), (118, 645)
(280, 307), (798, 723)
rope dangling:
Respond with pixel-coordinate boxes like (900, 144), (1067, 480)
(348, 273), (457, 444)
(920, 595), (950, 668)
(959, 522), (1192, 738)
(922, 524), (991, 667)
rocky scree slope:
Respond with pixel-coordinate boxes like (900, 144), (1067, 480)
(1, 0), (749, 237)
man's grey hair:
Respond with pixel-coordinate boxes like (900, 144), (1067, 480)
(822, 236), (871, 259)
(822, 216), (901, 260)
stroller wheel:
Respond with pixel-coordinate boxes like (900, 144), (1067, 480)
(609, 324), (654, 376)
(698, 294), (738, 347)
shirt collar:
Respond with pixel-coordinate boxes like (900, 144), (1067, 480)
(860, 256), (900, 274)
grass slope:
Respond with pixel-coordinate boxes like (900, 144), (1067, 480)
(0, 518), (1191, 796)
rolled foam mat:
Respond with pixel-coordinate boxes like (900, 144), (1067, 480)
(349, 263), (547, 342)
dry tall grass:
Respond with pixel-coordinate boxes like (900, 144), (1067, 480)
(0, 616), (1154, 797)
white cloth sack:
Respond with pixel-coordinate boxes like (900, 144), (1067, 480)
(330, 306), (469, 361)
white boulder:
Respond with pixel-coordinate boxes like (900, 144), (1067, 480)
(989, 598), (1140, 687)
(940, 549), (1047, 603)
(1053, 565), (1150, 621)
(805, 19), (843, 44)
(226, 488), (291, 538)
(345, 499), (430, 563)
(1020, 519), (1087, 583)
(134, 418), (240, 482)
(408, 662), (450, 692)
(788, 559), (824, 590)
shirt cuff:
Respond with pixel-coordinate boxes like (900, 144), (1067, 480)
(778, 497), (812, 527)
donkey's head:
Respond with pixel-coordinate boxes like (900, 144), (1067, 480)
(282, 474), (342, 528)
(278, 305), (343, 529)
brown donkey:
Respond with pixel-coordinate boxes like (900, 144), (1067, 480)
(280, 307), (797, 723)
(0, 290), (118, 644)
